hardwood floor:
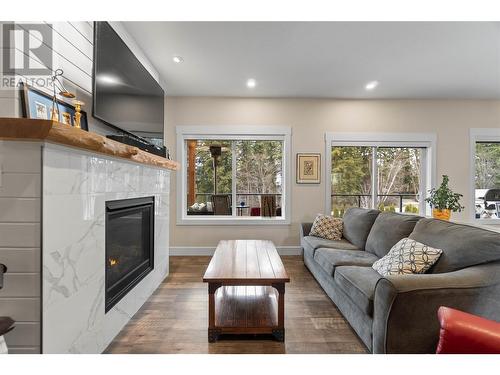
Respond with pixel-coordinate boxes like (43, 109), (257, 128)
(105, 256), (367, 354)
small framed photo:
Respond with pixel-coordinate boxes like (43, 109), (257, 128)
(61, 112), (72, 125)
(34, 101), (48, 119)
(20, 82), (88, 131)
(296, 153), (321, 184)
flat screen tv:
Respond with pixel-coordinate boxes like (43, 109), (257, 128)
(93, 22), (164, 147)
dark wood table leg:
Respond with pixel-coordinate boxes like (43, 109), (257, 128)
(272, 282), (285, 342)
(208, 282), (221, 342)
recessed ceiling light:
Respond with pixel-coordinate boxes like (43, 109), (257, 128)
(365, 80), (379, 91)
(246, 78), (257, 88)
(173, 56), (184, 64)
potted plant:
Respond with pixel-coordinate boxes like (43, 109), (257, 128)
(425, 175), (464, 220)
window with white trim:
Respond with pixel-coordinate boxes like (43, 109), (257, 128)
(176, 126), (291, 225)
(470, 129), (500, 223)
(325, 133), (436, 217)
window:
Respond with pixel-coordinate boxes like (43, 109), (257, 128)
(177, 126), (291, 225)
(470, 129), (500, 223)
(326, 133), (436, 217)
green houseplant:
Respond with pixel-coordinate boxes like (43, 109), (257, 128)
(425, 175), (464, 220)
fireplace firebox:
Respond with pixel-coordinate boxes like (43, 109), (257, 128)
(105, 197), (154, 313)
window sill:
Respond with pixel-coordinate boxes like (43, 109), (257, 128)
(473, 218), (500, 226)
(176, 216), (291, 226)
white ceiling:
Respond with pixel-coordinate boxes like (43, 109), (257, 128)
(122, 22), (500, 99)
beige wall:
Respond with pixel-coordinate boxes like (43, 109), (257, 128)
(165, 97), (500, 248)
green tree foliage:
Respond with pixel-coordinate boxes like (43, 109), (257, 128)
(475, 142), (500, 189)
(194, 140), (232, 202)
(377, 147), (420, 206)
(236, 140), (282, 194)
(192, 140), (283, 207)
(331, 146), (421, 213)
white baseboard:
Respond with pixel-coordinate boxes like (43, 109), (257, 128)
(170, 246), (302, 256)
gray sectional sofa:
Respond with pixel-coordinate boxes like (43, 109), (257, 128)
(300, 208), (500, 353)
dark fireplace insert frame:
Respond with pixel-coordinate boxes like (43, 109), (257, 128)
(105, 196), (155, 313)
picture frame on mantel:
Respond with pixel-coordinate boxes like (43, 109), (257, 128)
(20, 82), (89, 131)
(296, 153), (321, 184)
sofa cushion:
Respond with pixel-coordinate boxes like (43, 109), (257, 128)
(409, 218), (500, 273)
(365, 212), (422, 258)
(302, 235), (359, 255)
(372, 238), (443, 276)
(310, 214), (343, 241)
(314, 248), (379, 276)
(342, 208), (380, 250)
(334, 266), (383, 316)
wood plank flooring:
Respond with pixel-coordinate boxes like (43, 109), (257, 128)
(105, 256), (367, 354)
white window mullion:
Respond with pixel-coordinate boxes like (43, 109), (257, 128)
(231, 141), (237, 218)
(371, 146), (378, 210)
(419, 148), (428, 216)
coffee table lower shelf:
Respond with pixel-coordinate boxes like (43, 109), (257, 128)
(208, 285), (285, 342)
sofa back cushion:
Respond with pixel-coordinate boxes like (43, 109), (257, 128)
(342, 208), (380, 250)
(365, 212), (422, 258)
(408, 218), (500, 273)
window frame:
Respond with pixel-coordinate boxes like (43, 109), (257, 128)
(176, 125), (292, 225)
(469, 128), (500, 225)
(325, 132), (437, 217)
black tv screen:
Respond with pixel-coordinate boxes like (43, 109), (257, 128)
(93, 22), (164, 147)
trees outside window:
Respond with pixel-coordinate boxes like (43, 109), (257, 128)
(474, 142), (500, 220)
(185, 138), (284, 218)
(331, 145), (424, 217)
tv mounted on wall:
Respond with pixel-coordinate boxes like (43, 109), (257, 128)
(93, 22), (165, 151)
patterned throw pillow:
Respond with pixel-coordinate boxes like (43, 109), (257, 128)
(372, 238), (442, 276)
(309, 214), (343, 241)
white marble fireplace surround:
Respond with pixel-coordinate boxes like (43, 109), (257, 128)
(42, 143), (170, 353)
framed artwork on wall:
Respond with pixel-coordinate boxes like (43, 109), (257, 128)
(296, 153), (321, 184)
(20, 82), (89, 131)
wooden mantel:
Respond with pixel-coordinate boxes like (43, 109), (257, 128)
(0, 118), (179, 171)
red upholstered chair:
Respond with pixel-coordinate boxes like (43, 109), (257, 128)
(436, 306), (500, 354)
(250, 207), (260, 216)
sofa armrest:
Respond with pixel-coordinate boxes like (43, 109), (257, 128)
(373, 262), (500, 353)
(385, 263), (500, 292)
(300, 222), (313, 238)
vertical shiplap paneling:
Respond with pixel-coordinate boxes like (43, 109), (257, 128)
(9, 21), (160, 136)
(0, 141), (42, 354)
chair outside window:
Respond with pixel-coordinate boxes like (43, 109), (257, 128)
(211, 194), (232, 216)
(261, 195), (277, 217)
(484, 189), (500, 219)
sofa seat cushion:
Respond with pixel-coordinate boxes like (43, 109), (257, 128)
(302, 236), (359, 257)
(365, 212), (422, 258)
(314, 248), (379, 276)
(334, 266), (383, 316)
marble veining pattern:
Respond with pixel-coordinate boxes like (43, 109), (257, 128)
(42, 144), (170, 353)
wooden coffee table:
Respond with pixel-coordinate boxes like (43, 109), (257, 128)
(203, 240), (290, 342)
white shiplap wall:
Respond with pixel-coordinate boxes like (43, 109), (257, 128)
(2, 21), (162, 136)
(0, 141), (41, 354)
(0, 22), (164, 353)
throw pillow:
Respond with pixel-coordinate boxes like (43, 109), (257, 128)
(372, 238), (442, 276)
(309, 214), (343, 241)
